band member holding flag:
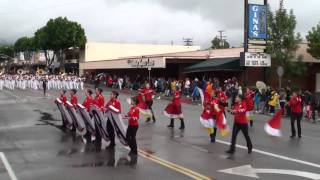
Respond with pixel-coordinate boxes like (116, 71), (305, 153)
(140, 83), (156, 123)
(105, 91), (121, 148)
(60, 89), (67, 105)
(226, 95), (253, 155)
(59, 89), (67, 128)
(83, 89), (94, 112)
(83, 89), (94, 142)
(93, 88), (105, 144)
(200, 92), (218, 142)
(136, 89), (153, 122)
(70, 89), (78, 107)
(94, 88), (105, 110)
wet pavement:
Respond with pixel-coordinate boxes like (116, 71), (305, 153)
(1, 88), (320, 180)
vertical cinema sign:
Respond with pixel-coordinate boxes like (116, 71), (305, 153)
(248, 4), (267, 39)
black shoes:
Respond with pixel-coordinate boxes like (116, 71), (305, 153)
(129, 151), (138, 156)
(145, 118), (151, 123)
(179, 118), (185, 130)
(106, 143), (115, 149)
(225, 150), (234, 154)
(210, 133), (216, 143)
(167, 119), (185, 130)
(167, 119), (174, 128)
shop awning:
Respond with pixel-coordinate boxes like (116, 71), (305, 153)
(183, 57), (242, 73)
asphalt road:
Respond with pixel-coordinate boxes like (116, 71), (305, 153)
(1, 88), (320, 180)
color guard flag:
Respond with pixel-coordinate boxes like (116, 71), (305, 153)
(264, 108), (284, 137)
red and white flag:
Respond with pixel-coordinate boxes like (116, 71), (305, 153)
(264, 108), (284, 137)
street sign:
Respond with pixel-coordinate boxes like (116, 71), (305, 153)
(219, 165), (320, 179)
(277, 66), (284, 77)
(241, 52), (271, 67)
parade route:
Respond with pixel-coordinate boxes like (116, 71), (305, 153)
(1, 88), (320, 180)
(0, 152), (17, 180)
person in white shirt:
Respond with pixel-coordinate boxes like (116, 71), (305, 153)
(184, 78), (191, 97)
(118, 77), (123, 90)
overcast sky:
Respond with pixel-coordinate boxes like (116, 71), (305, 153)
(0, 0), (319, 48)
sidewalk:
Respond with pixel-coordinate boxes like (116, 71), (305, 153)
(85, 83), (200, 106)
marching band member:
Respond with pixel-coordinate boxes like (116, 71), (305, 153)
(10, 76), (15, 91)
(82, 89), (94, 143)
(22, 76), (27, 90)
(245, 88), (255, 127)
(135, 89), (153, 122)
(0, 76), (3, 90)
(226, 95), (253, 155)
(69, 77), (73, 90)
(42, 78), (48, 96)
(93, 88), (105, 110)
(70, 89), (78, 107)
(59, 89), (68, 128)
(201, 89), (228, 143)
(33, 77), (38, 90)
(125, 97), (140, 155)
(60, 89), (67, 105)
(105, 91), (121, 149)
(93, 88), (105, 144)
(200, 91), (217, 142)
(140, 83), (156, 123)
(80, 77), (85, 90)
(83, 89), (94, 112)
(289, 91), (303, 138)
(217, 87), (228, 116)
(68, 89), (79, 132)
(165, 90), (184, 130)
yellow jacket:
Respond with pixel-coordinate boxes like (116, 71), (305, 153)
(268, 92), (279, 107)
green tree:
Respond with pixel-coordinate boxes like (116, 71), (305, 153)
(34, 17), (87, 70)
(211, 37), (230, 49)
(0, 45), (14, 58)
(306, 23), (320, 60)
(14, 37), (35, 61)
(266, 0), (306, 76)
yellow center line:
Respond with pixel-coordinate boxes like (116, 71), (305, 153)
(137, 148), (213, 180)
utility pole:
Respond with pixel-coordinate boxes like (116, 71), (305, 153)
(243, 0), (249, 86)
(217, 30), (227, 47)
(183, 38), (193, 46)
(244, 0), (249, 52)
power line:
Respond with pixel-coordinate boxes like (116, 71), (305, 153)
(183, 38), (193, 46)
(217, 30), (227, 47)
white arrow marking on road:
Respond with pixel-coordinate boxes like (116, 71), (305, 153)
(219, 165), (320, 179)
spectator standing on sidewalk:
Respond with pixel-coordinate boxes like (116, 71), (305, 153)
(184, 78), (191, 97)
